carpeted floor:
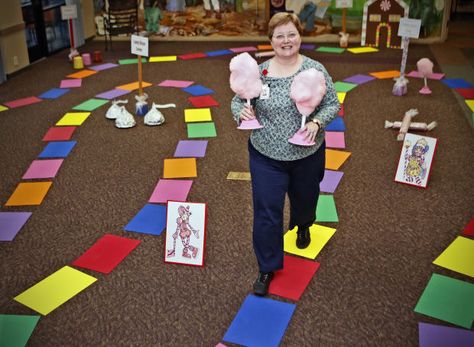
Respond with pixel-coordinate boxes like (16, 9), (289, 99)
(0, 39), (473, 346)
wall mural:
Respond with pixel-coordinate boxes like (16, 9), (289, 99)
(94, 0), (446, 41)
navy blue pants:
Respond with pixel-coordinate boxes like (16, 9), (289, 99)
(248, 141), (326, 272)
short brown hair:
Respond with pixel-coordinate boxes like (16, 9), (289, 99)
(268, 12), (303, 39)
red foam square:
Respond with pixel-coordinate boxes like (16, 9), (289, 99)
(463, 217), (474, 237)
(338, 104), (344, 116)
(72, 234), (140, 274)
(268, 255), (320, 301)
(42, 126), (77, 141)
(178, 52), (207, 60)
(455, 88), (474, 99)
(188, 95), (219, 108)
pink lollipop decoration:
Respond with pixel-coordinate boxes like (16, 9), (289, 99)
(229, 52), (264, 130)
(417, 58), (434, 95)
(288, 68), (326, 146)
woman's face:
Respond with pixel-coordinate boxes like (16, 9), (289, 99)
(271, 22), (301, 58)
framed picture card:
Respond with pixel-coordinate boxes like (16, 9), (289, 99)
(165, 201), (207, 267)
(394, 133), (438, 188)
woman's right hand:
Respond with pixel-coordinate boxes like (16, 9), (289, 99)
(239, 104), (256, 121)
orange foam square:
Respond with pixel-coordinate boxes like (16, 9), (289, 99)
(5, 182), (53, 206)
(116, 81), (152, 91)
(163, 158), (197, 178)
(66, 70), (98, 79)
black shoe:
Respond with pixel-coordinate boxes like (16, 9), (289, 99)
(296, 227), (311, 249)
(253, 271), (273, 296)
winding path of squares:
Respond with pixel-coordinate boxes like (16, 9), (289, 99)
(1, 44), (473, 346)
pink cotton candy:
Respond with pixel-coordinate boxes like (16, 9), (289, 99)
(416, 58), (434, 77)
(290, 68), (326, 116)
(229, 52), (263, 100)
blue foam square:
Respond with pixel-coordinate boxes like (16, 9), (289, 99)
(124, 204), (167, 236)
(206, 49), (233, 57)
(181, 85), (215, 96)
(325, 116), (345, 131)
(223, 295), (296, 347)
(442, 78), (474, 89)
(38, 141), (77, 158)
(39, 88), (70, 99)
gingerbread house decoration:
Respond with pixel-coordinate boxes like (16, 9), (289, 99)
(361, 0), (409, 49)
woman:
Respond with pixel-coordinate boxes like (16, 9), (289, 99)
(230, 12), (339, 296)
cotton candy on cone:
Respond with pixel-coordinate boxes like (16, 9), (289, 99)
(229, 52), (262, 100)
(290, 68), (326, 116)
(416, 58), (434, 77)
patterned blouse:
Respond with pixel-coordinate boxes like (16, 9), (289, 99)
(231, 55), (340, 161)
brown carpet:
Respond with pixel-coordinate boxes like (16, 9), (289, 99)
(1, 40), (473, 346)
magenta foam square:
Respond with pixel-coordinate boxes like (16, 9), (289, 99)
(149, 179), (193, 204)
(22, 159), (64, 179)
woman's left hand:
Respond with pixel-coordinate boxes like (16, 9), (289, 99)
(303, 122), (320, 142)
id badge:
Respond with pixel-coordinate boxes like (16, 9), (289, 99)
(260, 84), (270, 100)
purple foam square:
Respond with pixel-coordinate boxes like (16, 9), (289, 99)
(419, 322), (474, 347)
(300, 44), (316, 50)
(320, 170), (344, 193)
(174, 140), (208, 157)
(0, 212), (33, 241)
(89, 63), (119, 71)
(95, 89), (131, 99)
(343, 74), (376, 85)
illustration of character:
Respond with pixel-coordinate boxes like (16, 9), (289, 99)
(403, 137), (429, 185)
(167, 205), (200, 259)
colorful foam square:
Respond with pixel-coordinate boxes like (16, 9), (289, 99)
(334, 81), (357, 93)
(149, 55), (177, 62)
(42, 126), (76, 141)
(223, 295), (296, 347)
(38, 141), (76, 158)
(124, 204), (167, 235)
(227, 172), (251, 181)
(347, 46), (379, 53)
(0, 105), (8, 112)
(433, 236), (474, 278)
(337, 92), (346, 104)
(95, 89), (131, 99)
(284, 224), (336, 259)
(158, 80), (194, 88)
(118, 58), (147, 65)
(316, 46), (345, 53)
(316, 194), (338, 222)
(72, 234), (141, 274)
(22, 159), (64, 179)
(300, 43), (316, 50)
(419, 322), (474, 347)
(465, 100), (474, 112)
(174, 140), (208, 158)
(369, 70), (400, 79)
(60, 79), (82, 88)
(149, 179), (193, 204)
(184, 108), (212, 122)
(414, 273), (474, 329)
(116, 81), (152, 91)
(188, 95), (219, 108)
(325, 149), (351, 170)
(406, 71), (445, 80)
(320, 170), (344, 193)
(3, 96), (42, 109)
(0, 212), (32, 241)
(178, 52), (207, 60)
(441, 78), (473, 89)
(0, 314), (40, 347)
(163, 158), (197, 178)
(455, 88), (474, 99)
(268, 255), (320, 301)
(66, 69), (97, 79)
(230, 46), (258, 53)
(325, 131), (345, 148)
(89, 63), (119, 71)
(338, 104), (344, 116)
(181, 85), (214, 96)
(325, 117), (346, 131)
(14, 266), (97, 315)
(343, 74), (376, 85)
(463, 217), (474, 237)
(5, 182), (53, 206)
(187, 122), (217, 138)
(56, 112), (91, 126)
(206, 49), (233, 57)
(72, 99), (109, 111)
(39, 88), (70, 99)
(257, 45), (273, 50)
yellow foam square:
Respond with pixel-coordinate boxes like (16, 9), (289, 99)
(116, 81), (152, 91)
(0, 105), (8, 112)
(465, 100), (474, 112)
(14, 266), (97, 315)
(56, 112), (91, 126)
(227, 172), (251, 181)
(337, 92), (346, 104)
(433, 236), (474, 278)
(284, 224), (336, 259)
(163, 158), (197, 178)
(5, 182), (53, 206)
(369, 70), (400, 79)
(66, 70), (97, 79)
(348, 47), (379, 54)
(326, 149), (351, 170)
(184, 108), (212, 122)
(149, 56), (177, 62)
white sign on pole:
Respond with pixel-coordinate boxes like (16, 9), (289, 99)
(398, 18), (421, 38)
(131, 35), (149, 57)
(61, 5), (77, 20)
(335, 0), (353, 8)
